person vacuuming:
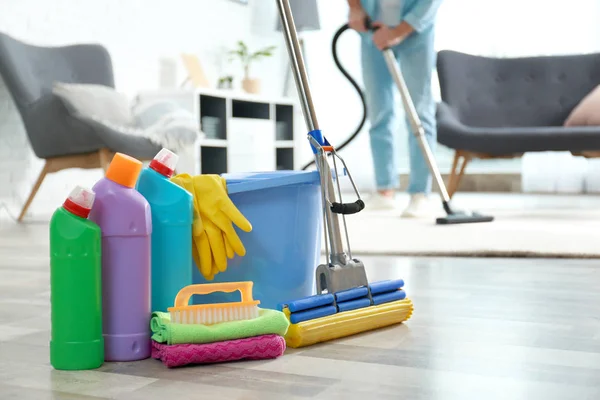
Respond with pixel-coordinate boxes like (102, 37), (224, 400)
(361, 8), (494, 224)
(348, 0), (442, 218)
(302, 0), (493, 224)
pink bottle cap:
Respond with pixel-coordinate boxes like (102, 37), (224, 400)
(63, 185), (95, 218)
(149, 148), (178, 178)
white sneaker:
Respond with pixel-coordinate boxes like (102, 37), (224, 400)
(401, 193), (434, 218)
(365, 192), (397, 211)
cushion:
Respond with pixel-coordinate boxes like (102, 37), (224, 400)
(564, 84), (600, 126)
(131, 98), (203, 151)
(52, 82), (135, 126)
(53, 82), (203, 152)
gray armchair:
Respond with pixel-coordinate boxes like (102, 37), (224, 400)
(0, 32), (162, 221)
(436, 50), (600, 197)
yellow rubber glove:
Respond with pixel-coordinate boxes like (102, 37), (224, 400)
(224, 231), (234, 259)
(170, 174), (216, 280)
(170, 173), (252, 279)
(190, 174), (252, 261)
(203, 214), (228, 273)
(219, 173), (239, 260)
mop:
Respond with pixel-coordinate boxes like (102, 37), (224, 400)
(366, 18), (494, 224)
(275, 0), (413, 348)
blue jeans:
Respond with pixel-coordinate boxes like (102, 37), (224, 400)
(360, 32), (437, 194)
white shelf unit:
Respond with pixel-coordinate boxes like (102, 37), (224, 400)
(136, 88), (298, 175)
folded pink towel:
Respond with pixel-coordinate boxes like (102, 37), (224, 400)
(151, 334), (286, 368)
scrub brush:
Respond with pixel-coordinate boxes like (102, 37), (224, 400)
(167, 282), (260, 325)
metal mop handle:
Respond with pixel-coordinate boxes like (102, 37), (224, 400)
(276, 0), (363, 266)
(276, 0), (319, 132)
(381, 51), (450, 203)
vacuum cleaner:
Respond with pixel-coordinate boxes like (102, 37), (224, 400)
(275, 0), (413, 349)
(300, 20), (493, 225)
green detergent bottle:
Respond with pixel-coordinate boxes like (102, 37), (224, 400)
(49, 185), (104, 370)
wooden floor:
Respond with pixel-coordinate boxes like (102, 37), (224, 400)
(0, 222), (599, 399)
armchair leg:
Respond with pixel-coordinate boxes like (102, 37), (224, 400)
(17, 162), (49, 222)
(447, 150), (471, 199)
(98, 148), (113, 173)
(17, 149), (148, 222)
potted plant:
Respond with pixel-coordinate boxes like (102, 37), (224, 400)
(228, 41), (276, 94)
(217, 75), (234, 89)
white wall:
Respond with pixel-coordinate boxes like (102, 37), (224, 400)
(3, 0), (283, 98)
(0, 0), (286, 221)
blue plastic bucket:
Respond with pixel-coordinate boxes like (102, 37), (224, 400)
(191, 170), (323, 310)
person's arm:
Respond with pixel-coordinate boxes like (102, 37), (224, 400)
(347, 0), (367, 32)
(347, 0), (362, 9)
(402, 0), (443, 33)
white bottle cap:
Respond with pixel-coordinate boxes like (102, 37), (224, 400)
(150, 148), (179, 177)
(64, 185), (95, 218)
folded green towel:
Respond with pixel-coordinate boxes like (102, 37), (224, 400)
(151, 308), (290, 345)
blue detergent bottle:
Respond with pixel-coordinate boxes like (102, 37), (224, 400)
(136, 148), (194, 312)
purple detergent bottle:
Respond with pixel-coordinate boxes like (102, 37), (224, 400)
(88, 152), (152, 361)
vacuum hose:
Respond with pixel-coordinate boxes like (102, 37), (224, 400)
(300, 23), (367, 171)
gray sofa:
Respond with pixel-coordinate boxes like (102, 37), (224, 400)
(436, 50), (600, 197)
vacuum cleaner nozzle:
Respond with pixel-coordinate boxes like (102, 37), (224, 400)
(436, 201), (494, 224)
(436, 212), (494, 224)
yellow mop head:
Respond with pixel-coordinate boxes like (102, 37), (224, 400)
(279, 279), (413, 348)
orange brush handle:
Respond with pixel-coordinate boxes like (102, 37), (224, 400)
(173, 281), (256, 307)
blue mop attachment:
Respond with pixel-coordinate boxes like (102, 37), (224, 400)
(280, 279), (407, 324)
